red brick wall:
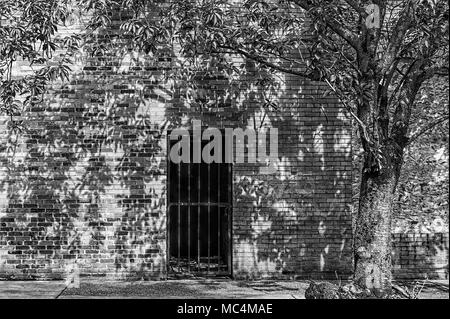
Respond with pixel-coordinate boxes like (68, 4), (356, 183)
(0, 4), (353, 280)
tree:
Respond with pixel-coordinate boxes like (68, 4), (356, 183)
(1, 0), (448, 295)
(114, 0), (448, 295)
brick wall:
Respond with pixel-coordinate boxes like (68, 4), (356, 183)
(392, 232), (449, 280)
(231, 73), (353, 279)
(0, 3), (354, 280)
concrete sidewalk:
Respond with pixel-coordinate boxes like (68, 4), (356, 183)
(0, 279), (448, 299)
(0, 281), (66, 299)
(0, 279), (307, 299)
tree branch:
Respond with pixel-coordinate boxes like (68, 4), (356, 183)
(407, 114), (450, 145)
(380, 1), (415, 75)
(424, 66), (449, 79)
(217, 45), (315, 79)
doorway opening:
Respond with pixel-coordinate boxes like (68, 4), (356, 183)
(167, 131), (232, 276)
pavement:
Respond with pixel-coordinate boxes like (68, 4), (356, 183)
(0, 279), (447, 299)
(0, 280), (66, 299)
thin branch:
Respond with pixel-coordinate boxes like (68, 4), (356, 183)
(387, 59), (418, 109)
(323, 77), (372, 147)
(217, 45), (315, 79)
(424, 66), (449, 79)
(407, 115), (449, 145)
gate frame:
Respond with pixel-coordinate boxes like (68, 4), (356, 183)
(165, 130), (233, 277)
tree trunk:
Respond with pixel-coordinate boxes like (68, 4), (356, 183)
(354, 145), (403, 296)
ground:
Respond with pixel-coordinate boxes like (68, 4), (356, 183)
(0, 279), (448, 299)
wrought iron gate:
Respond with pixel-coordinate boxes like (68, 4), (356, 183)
(167, 133), (232, 276)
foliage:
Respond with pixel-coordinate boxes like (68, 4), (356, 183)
(64, 0), (449, 178)
(393, 77), (449, 232)
(3, 1), (448, 149)
(0, 0), (81, 130)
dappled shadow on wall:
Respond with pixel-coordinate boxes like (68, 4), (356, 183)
(392, 232), (449, 280)
(1, 13), (354, 281)
(231, 68), (353, 279)
(0, 19), (177, 279)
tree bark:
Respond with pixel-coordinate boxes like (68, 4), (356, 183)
(353, 143), (403, 296)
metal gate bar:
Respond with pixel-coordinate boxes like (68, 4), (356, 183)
(207, 163), (210, 272)
(217, 163), (220, 269)
(177, 161), (181, 268)
(228, 163), (232, 269)
(197, 162), (201, 270)
(187, 162), (191, 272)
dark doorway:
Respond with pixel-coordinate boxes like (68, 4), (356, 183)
(167, 131), (232, 276)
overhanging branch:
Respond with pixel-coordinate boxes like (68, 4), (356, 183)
(407, 115), (450, 145)
(424, 66), (449, 79)
(217, 45), (315, 79)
